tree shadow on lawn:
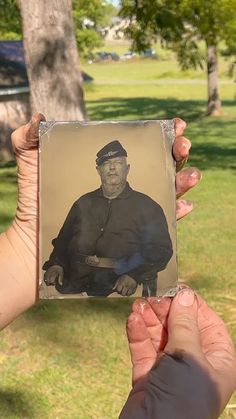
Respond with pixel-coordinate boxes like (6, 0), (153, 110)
(26, 298), (132, 324)
(0, 167), (17, 183)
(88, 97), (236, 171)
(21, 299), (132, 347)
(189, 143), (236, 170)
(0, 389), (39, 418)
(87, 97), (235, 123)
(0, 212), (16, 232)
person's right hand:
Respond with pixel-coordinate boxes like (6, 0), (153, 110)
(121, 288), (236, 418)
(44, 265), (64, 286)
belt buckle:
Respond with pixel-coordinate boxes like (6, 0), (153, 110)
(86, 255), (100, 266)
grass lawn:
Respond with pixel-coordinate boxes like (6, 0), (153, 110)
(0, 53), (236, 418)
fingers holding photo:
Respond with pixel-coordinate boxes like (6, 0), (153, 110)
(173, 118), (202, 219)
(126, 311), (157, 385)
(11, 112), (45, 153)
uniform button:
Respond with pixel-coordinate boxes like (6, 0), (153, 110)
(101, 227), (104, 232)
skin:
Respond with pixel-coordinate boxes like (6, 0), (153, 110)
(124, 288), (236, 417)
(96, 156), (130, 198)
(0, 114), (200, 329)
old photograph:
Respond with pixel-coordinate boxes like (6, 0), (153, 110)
(39, 120), (177, 298)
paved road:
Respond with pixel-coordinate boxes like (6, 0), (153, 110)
(96, 78), (235, 85)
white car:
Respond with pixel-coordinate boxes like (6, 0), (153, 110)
(121, 51), (137, 60)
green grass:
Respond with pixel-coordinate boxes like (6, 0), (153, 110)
(0, 52), (236, 418)
(84, 40), (233, 80)
(0, 164), (17, 232)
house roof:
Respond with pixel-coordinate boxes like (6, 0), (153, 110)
(0, 40), (93, 93)
(0, 40), (28, 87)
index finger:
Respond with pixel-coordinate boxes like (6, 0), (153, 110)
(173, 118), (191, 172)
(174, 117), (187, 137)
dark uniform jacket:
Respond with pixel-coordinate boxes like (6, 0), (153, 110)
(43, 183), (173, 296)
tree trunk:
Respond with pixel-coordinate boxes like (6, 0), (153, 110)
(0, 93), (30, 161)
(19, 0), (87, 120)
(206, 44), (222, 116)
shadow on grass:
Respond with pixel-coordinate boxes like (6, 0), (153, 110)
(26, 298), (131, 323)
(21, 299), (132, 347)
(0, 212), (15, 231)
(88, 97), (236, 170)
(189, 143), (236, 170)
(0, 160), (16, 168)
(0, 389), (38, 418)
(87, 97), (235, 122)
(0, 167), (17, 184)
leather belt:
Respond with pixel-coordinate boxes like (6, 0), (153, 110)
(77, 254), (118, 269)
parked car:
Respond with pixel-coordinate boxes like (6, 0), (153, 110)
(93, 51), (120, 62)
(120, 51), (137, 60)
(141, 48), (158, 58)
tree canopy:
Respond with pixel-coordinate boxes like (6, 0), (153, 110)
(120, 0), (236, 69)
(120, 0), (236, 114)
(72, 0), (117, 57)
(0, 0), (117, 57)
(0, 0), (22, 40)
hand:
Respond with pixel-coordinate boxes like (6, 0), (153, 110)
(113, 275), (138, 296)
(122, 289), (236, 418)
(44, 265), (64, 286)
(174, 118), (201, 219)
(0, 113), (45, 329)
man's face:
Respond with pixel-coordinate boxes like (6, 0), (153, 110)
(97, 156), (130, 187)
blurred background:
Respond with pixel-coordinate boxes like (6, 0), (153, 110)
(0, 0), (235, 417)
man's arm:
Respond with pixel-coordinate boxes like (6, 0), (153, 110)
(122, 201), (173, 284)
(42, 201), (78, 272)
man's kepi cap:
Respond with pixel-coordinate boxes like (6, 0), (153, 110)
(96, 140), (127, 166)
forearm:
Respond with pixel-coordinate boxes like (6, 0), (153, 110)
(0, 222), (37, 330)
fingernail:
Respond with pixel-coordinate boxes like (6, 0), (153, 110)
(139, 300), (149, 314)
(183, 200), (193, 207)
(189, 168), (202, 180)
(177, 289), (195, 307)
(189, 171), (199, 179)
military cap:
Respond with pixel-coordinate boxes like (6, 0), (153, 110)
(96, 140), (127, 166)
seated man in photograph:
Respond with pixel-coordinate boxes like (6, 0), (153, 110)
(43, 140), (173, 297)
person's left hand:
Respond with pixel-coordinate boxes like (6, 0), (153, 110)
(0, 113), (45, 328)
(113, 275), (138, 296)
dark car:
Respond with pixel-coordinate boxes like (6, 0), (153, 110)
(94, 51), (120, 62)
(141, 48), (157, 58)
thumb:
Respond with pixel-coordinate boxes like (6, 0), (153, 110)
(164, 288), (203, 358)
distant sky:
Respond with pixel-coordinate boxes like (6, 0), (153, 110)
(108, 0), (120, 7)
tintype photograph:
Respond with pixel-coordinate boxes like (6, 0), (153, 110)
(39, 120), (177, 299)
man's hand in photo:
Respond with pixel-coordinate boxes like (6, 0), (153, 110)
(113, 275), (138, 296)
(44, 265), (64, 286)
